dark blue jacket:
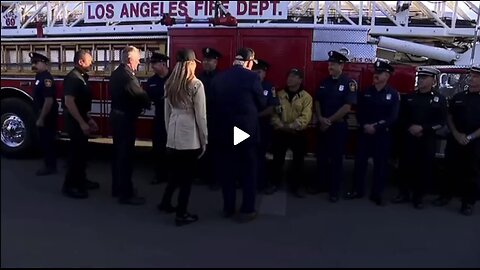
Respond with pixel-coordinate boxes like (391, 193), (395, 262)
(357, 85), (400, 133)
(209, 65), (267, 146)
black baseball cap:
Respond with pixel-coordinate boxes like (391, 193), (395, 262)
(235, 48), (258, 64)
(288, 68), (304, 79)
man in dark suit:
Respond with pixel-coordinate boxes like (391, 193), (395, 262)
(210, 48), (267, 223)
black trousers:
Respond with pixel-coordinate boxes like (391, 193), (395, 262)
(152, 118), (167, 181)
(110, 110), (137, 199)
(353, 132), (392, 198)
(38, 126), (57, 170)
(64, 120), (89, 189)
(398, 134), (436, 201)
(441, 138), (480, 205)
(316, 123), (348, 196)
(161, 148), (200, 216)
(271, 130), (307, 191)
(213, 143), (258, 214)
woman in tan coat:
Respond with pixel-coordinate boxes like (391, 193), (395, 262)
(158, 49), (207, 227)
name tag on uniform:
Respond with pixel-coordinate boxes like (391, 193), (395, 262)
(263, 90), (269, 96)
(339, 85), (345, 92)
(433, 96), (439, 103)
(386, 94), (392, 100)
(150, 84), (157, 87)
(455, 100), (463, 104)
(35, 80), (40, 86)
(365, 94), (372, 98)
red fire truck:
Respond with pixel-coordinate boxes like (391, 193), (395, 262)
(1, 1), (478, 157)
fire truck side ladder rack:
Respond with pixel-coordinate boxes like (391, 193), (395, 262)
(1, 1), (479, 39)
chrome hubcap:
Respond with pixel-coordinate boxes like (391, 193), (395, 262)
(1, 114), (26, 148)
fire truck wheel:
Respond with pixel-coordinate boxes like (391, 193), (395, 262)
(0, 98), (37, 157)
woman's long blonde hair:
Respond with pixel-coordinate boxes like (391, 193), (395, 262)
(165, 60), (197, 108)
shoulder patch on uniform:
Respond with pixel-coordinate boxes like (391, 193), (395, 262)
(44, 79), (53, 88)
(349, 81), (357, 92)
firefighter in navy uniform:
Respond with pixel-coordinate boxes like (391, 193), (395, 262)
(110, 46), (151, 205)
(315, 51), (357, 203)
(346, 60), (400, 206)
(146, 52), (170, 185)
(252, 59), (279, 192)
(210, 48), (267, 223)
(392, 67), (447, 209)
(433, 65), (480, 216)
(30, 52), (58, 176)
(62, 50), (100, 199)
(198, 47), (222, 190)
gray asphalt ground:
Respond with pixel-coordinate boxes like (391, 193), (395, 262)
(1, 143), (479, 268)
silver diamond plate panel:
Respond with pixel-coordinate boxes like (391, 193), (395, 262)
(312, 43), (377, 62)
(313, 28), (369, 43)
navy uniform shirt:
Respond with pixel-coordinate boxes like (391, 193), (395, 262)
(259, 80), (278, 137)
(357, 85), (400, 132)
(210, 66), (267, 146)
(402, 90), (447, 136)
(109, 64), (150, 116)
(62, 67), (91, 123)
(316, 75), (357, 120)
(449, 89), (480, 135)
(262, 81), (279, 108)
(198, 70), (218, 119)
(146, 74), (169, 120)
(33, 70), (58, 127)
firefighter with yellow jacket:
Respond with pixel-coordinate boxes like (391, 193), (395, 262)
(266, 68), (313, 198)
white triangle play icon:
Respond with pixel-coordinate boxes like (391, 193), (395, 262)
(234, 126), (250, 146)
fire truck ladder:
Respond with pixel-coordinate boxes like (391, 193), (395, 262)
(1, 1), (478, 38)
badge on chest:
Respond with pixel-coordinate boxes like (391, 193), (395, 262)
(386, 93), (392, 100)
(338, 85), (345, 92)
(35, 80), (40, 86)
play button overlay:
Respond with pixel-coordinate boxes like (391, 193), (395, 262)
(234, 126), (250, 146)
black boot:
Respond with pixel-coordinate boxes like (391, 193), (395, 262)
(432, 196), (451, 207)
(391, 193), (411, 204)
(175, 213), (199, 227)
(345, 191), (364, 200)
(460, 203), (474, 216)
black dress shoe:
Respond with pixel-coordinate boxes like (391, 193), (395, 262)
(345, 191), (363, 200)
(119, 196), (146, 205)
(36, 168), (57, 176)
(263, 185), (278, 195)
(236, 212), (258, 224)
(432, 196), (451, 207)
(157, 204), (177, 214)
(209, 184), (221, 191)
(222, 211), (236, 219)
(292, 189), (306, 199)
(307, 187), (321, 195)
(369, 195), (386, 207)
(175, 213), (199, 227)
(62, 187), (88, 199)
(460, 204), (474, 216)
(391, 194), (411, 204)
(84, 180), (100, 190)
(413, 201), (425, 210)
(329, 195), (340, 203)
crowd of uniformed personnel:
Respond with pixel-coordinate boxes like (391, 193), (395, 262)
(28, 45), (480, 226)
